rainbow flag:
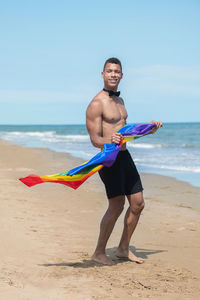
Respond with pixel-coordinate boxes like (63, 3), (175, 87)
(19, 123), (155, 189)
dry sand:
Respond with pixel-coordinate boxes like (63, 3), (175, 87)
(0, 139), (199, 300)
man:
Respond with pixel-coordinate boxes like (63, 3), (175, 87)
(86, 57), (162, 266)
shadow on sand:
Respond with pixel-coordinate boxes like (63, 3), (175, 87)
(40, 246), (167, 269)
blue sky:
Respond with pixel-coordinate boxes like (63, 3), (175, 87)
(0, 0), (199, 124)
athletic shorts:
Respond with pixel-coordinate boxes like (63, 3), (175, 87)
(98, 149), (143, 199)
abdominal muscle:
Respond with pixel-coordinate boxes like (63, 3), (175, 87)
(102, 120), (127, 151)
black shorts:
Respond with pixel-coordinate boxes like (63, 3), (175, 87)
(99, 149), (143, 199)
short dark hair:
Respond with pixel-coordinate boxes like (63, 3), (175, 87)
(103, 57), (122, 72)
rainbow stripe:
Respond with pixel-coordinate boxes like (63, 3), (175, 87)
(19, 123), (155, 189)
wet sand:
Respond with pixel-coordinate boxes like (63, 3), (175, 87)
(0, 139), (199, 299)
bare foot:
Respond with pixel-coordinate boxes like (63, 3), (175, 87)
(115, 249), (144, 264)
(92, 253), (114, 266)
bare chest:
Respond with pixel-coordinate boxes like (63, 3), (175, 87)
(102, 100), (128, 124)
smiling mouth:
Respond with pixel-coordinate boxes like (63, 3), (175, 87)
(109, 80), (117, 83)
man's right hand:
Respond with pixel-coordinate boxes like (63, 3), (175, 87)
(111, 132), (123, 144)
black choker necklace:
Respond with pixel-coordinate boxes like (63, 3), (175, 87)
(103, 88), (120, 97)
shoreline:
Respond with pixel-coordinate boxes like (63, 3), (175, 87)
(1, 137), (200, 191)
(0, 122), (199, 190)
(0, 139), (200, 299)
(1, 138), (200, 212)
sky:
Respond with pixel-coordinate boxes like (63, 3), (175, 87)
(0, 0), (199, 124)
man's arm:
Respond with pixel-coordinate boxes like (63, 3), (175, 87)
(86, 99), (122, 148)
(86, 99), (108, 148)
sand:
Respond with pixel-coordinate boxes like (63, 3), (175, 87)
(0, 139), (199, 300)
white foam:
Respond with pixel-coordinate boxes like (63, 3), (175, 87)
(0, 131), (90, 144)
(69, 149), (98, 159)
(128, 143), (164, 149)
(4, 131), (56, 137)
(139, 163), (200, 173)
(55, 135), (89, 141)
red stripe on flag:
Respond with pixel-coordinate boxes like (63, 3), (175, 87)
(19, 174), (43, 187)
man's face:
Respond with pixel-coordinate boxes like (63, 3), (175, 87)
(101, 63), (123, 90)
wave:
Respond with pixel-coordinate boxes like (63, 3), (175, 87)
(129, 142), (200, 149)
(139, 163), (200, 173)
(1, 131), (199, 149)
(182, 144), (200, 149)
(0, 131), (56, 138)
(128, 143), (165, 149)
(55, 134), (89, 141)
(0, 131), (90, 142)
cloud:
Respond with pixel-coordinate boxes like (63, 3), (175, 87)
(127, 65), (200, 98)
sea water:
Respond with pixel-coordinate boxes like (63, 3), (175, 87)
(0, 123), (199, 187)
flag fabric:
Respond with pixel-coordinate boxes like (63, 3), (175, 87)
(19, 123), (155, 189)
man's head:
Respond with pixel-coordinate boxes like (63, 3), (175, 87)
(102, 57), (123, 91)
(103, 57), (122, 72)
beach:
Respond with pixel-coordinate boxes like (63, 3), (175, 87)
(0, 139), (200, 300)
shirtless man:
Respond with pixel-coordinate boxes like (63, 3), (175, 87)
(86, 57), (162, 266)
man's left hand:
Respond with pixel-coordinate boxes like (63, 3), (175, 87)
(150, 120), (163, 134)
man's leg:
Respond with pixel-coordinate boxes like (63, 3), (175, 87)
(92, 195), (125, 265)
(116, 191), (145, 263)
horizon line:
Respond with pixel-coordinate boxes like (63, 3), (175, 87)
(0, 121), (200, 126)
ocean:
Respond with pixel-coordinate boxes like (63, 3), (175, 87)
(0, 123), (199, 187)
